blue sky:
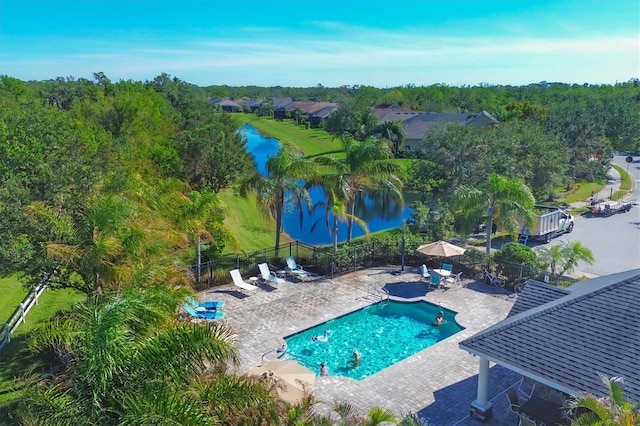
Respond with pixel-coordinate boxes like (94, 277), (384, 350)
(1, 0), (638, 87)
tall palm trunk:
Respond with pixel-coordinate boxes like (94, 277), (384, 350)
(485, 216), (494, 254)
(347, 196), (356, 242)
(332, 214), (339, 252)
(195, 234), (201, 282)
(274, 192), (284, 252)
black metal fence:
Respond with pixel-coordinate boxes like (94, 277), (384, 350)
(194, 239), (578, 291)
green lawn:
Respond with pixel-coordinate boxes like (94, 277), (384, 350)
(0, 286), (85, 424)
(0, 276), (27, 325)
(218, 189), (289, 254)
(234, 113), (343, 157)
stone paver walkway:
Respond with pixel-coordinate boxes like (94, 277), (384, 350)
(200, 266), (523, 425)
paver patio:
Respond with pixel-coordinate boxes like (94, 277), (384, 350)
(200, 266), (525, 425)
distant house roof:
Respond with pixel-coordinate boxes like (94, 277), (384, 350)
(460, 269), (640, 402)
(311, 104), (340, 119)
(272, 97), (293, 108)
(217, 98), (241, 108)
(372, 104), (425, 122)
(402, 111), (498, 141)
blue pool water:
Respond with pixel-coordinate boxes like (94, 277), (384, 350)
(281, 300), (463, 380)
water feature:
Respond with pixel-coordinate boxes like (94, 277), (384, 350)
(281, 300), (463, 380)
(241, 123), (412, 246)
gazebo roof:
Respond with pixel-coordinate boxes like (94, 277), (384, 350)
(460, 269), (640, 401)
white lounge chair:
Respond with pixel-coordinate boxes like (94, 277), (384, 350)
(258, 263), (285, 286)
(420, 264), (430, 281)
(446, 271), (463, 290)
(285, 256), (310, 277)
(229, 269), (258, 294)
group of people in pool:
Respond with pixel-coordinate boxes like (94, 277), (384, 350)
(317, 348), (361, 376)
(314, 313), (444, 377)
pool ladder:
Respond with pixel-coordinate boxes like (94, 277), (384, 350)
(365, 283), (389, 302)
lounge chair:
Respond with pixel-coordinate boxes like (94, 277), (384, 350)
(428, 273), (444, 290)
(185, 296), (224, 311)
(182, 303), (226, 320)
(446, 271), (463, 290)
(258, 263), (285, 286)
(285, 256), (310, 277)
(420, 264), (430, 281)
(229, 269), (258, 294)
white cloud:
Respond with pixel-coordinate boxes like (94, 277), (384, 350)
(1, 24), (638, 87)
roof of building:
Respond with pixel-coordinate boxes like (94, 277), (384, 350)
(507, 280), (569, 317)
(217, 98), (241, 107)
(460, 269), (640, 402)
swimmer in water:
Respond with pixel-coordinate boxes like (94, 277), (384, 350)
(433, 311), (444, 326)
(351, 349), (361, 367)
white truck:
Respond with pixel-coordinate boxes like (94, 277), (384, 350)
(518, 205), (574, 244)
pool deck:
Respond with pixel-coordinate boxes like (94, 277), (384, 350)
(200, 266), (525, 425)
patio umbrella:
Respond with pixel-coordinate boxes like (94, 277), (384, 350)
(416, 240), (466, 257)
(247, 359), (315, 404)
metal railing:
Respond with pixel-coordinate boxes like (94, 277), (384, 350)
(194, 239), (578, 291)
(365, 283), (389, 302)
(0, 276), (50, 353)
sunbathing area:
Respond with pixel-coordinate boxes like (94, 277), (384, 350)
(198, 265), (529, 425)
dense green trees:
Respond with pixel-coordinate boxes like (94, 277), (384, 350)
(17, 288), (281, 425)
(454, 174), (535, 253)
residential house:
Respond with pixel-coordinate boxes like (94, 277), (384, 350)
(371, 104), (499, 153)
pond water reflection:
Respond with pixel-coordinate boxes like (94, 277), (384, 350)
(242, 124), (412, 246)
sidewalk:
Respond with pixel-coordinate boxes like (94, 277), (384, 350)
(567, 166), (624, 210)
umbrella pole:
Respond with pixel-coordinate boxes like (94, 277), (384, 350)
(401, 221), (406, 272)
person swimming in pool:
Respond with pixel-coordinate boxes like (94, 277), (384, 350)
(312, 329), (330, 342)
(351, 349), (361, 367)
(320, 362), (328, 376)
(433, 311), (445, 326)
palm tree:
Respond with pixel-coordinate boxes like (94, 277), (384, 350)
(375, 120), (406, 157)
(569, 375), (640, 425)
(539, 240), (595, 276)
(239, 144), (317, 251)
(309, 185), (369, 252)
(17, 286), (280, 424)
(314, 134), (405, 242)
(454, 173), (535, 254)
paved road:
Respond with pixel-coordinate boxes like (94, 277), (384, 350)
(532, 154), (640, 277)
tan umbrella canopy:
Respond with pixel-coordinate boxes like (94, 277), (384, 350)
(247, 359), (315, 404)
(416, 240), (466, 257)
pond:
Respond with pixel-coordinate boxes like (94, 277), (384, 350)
(242, 124), (412, 246)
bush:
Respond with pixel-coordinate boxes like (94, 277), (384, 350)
(494, 242), (539, 279)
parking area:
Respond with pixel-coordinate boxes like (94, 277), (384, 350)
(200, 266), (523, 425)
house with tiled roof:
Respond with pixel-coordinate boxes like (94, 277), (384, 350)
(459, 269), (640, 421)
(371, 104), (499, 153)
(213, 98), (242, 112)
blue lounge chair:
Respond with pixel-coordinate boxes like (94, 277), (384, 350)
(429, 273), (444, 290)
(185, 296), (224, 311)
(182, 303), (226, 320)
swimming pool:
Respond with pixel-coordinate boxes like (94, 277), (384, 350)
(281, 300), (463, 380)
